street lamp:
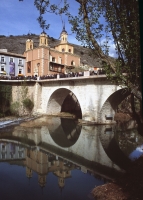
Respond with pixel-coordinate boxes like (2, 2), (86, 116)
(37, 63), (40, 77)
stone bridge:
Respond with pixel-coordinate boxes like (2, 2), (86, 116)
(0, 75), (129, 124)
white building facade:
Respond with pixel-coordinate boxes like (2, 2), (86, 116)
(0, 49), (26, 76)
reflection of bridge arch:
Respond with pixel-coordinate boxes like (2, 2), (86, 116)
(99, 89), (130, 123)
(98, 125), (131, 170)
(46, 117), (81, 147)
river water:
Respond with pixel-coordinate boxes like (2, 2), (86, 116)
(0, 116), (143, 200)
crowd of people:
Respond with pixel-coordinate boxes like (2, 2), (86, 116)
(0, 70), (105, 81)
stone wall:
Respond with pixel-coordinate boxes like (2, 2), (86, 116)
(11, 82), (35, 116)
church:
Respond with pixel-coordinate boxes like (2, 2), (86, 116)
(24, 26), (81, 77)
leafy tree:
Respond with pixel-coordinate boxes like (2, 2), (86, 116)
(26, 1), (142, 127)
(34, 0), (141, 93)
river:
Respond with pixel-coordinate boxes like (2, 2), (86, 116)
(0, 116), (143, 200)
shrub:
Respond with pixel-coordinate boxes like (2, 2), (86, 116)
(23, 98), (34, 111)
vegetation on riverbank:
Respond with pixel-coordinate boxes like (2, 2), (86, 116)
(92, 156), (143, 200)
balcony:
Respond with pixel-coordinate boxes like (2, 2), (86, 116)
(49, 62), (64, 73)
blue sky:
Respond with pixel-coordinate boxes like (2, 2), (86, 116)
(0, 0), (116, 57)
(0, 0), (80, 44)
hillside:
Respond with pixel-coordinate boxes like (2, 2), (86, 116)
(0, 34), (103, 68)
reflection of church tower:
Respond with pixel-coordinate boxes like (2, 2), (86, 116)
(58, 177), (65, 189)
(38, 174), (46, 188)
(54, 169), (71, 190)
(60, 24), (68, 44)
(26, 167), (33, 178)
(39, 32), (48, 47)
(26, 39), (33, 51)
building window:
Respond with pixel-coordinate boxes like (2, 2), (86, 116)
(62, 48), (65, 52)
(27, 61), (31, 73)
(1, 152), (6, 159)
(18, 59), (22, 65)
(50, 64), (53, 70)
(69, 49), (71, 53)
(10, 57), (14, 63)
(2, 144), (6, 150)
(71, 60), (75, 65)
(10, 153), (14, 159)
(19, 69), (22, 74)
(1, 65), (5, 71)
(1, 56), (5, 63)
(58, 57), (62, 64)
(58, 67), (61, 72)
(52, 57), (56, 62)
(18, 151), (23, 158)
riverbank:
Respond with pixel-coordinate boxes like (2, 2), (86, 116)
(92, 156), (143, 200)
(0, 115), (40, 127)
(0, 112), (131, 125)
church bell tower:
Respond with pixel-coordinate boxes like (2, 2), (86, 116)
(26, 39), (33, 51)
(39, 32), (48, 47)
(60, 24), (68, 44)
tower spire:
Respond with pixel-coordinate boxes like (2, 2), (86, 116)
(60, 22), (68, 44)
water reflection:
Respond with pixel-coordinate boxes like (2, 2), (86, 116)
(129, 144), (143, 160)
(0, 140), (104, 200)
(47, 117), (81, 147)
(114, 126), (143, 161)
(0, 117), (142, 199)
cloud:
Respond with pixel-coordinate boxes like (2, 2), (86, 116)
(109, 42), (117, 58)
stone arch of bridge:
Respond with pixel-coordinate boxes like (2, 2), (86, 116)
(98, 88), (130, 124)
(46, 88), (82, 118)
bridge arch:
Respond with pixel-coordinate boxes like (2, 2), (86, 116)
(99, 88), (130, 123)
(46, 88), (82, 118)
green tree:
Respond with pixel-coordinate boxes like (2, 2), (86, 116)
(34, 0), (141, 94)
(34, 0), (142, 129)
